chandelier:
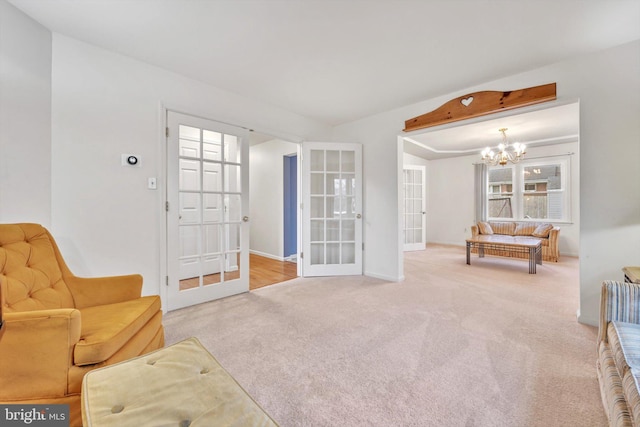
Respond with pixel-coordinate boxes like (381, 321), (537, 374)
(481, 128), (526, 166)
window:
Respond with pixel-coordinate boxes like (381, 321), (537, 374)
(487, 157), (570, 222)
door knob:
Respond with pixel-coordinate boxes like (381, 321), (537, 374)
(356, 214), (362, 219)
(243, 216), (249, 222)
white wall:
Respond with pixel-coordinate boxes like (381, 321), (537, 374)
(50, 34), (330, 298)
(333, 40), (640, 326)
(249, 139), (298, 259)
(426, 154), (476, 246)
(0, 0), (51, 226)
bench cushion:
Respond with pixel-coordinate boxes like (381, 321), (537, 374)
(82, 337), (278, 427)
(75, 296), (161, 366)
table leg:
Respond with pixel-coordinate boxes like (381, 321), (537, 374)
(536, 245), (542, 266)
(529, 247), (536, 274)
(479, 243), (485, 258)
(466, 242), (471, 265)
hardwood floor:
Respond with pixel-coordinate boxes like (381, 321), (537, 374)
(178, 253), (297, 291)
(250, 253), (298, 290)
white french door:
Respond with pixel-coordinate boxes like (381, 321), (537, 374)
(403, 165), (426, 251)
(166, 111), (249, 311)
(302, 142), (362, 276)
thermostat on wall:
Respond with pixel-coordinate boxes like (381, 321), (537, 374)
(121, 154), (141, 167)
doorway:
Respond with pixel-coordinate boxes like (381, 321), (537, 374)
(248, 136), (300, 290)
(284, 154), (297, 260)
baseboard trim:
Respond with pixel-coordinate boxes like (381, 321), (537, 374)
(250, 250), (285, 262)
(365, 271), (404, 282)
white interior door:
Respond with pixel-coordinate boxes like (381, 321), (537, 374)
(302, 142), (362, 276)
(166, 111), (249, 311)
(403, 165), (426, 251)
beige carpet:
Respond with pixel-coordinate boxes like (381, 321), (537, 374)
(164, 244), (606, 426)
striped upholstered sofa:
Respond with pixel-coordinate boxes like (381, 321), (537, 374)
(597, 280), (640, 426)
(470, 221), (560, 262)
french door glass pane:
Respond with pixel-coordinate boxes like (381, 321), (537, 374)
(310, 150), (324, 171)
(310, 220), (324, 241)
(342, 243), (355, 263)
(180, 139), (200, 158)
(310, 197), (323, 218)
(342, 220), (355, 241)
(203, 162), (221, 192)
(310, 174), (324, 194)
(326, 150), (340, 171)
(225, 195), (242, 222)
(327, 243), (340, 264)
(180, 160), (200, 191)
(226, 224), (241, 252)
(180, 225), (199, 258)
(327, 219), (340, 241)
(179, 193), (200, 224)
(203, 194), (222, 223)
(224, 134), (240, 163)
(224, 165), (241, 192)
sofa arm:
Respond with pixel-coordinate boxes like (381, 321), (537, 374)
(598, 280), (640, 343)
(65, 274), (143, 309)
(547, 227), (560, 259)
(0, 308), (81, 400)
(471, 225), (479, 237)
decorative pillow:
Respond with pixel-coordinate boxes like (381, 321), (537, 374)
(514, 223), (537, 236)
(532, 223), (554, 238)
(490, 222), (516, 235)
(478, 222), (493, 235)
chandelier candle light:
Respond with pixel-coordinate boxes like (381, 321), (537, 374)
(481, 128), (526, 166)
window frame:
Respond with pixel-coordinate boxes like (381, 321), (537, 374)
(486, 156), (571, 222)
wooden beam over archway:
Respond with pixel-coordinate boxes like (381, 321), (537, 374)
(403, 83), (556, 132)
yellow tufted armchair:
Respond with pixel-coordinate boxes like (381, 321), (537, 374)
(0, 223), (164, 426)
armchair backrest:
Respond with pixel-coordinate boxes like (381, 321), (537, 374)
(0, 223), (75, 313)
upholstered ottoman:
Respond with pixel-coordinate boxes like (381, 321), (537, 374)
(81, 337), (278, 427)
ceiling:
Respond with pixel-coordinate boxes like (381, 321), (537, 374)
(403, 101), (580, 160)
(8, 0), (640, 128)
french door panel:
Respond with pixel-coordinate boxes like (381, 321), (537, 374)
(302, 142), (362, 277)
(403, 165), (426, 251)
(166, 111), (249, 311)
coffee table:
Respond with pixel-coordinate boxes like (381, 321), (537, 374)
(466, 235), (542, 274)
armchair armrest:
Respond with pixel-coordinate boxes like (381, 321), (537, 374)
(0, 309), (81, 400)
(598, 280), (640, 344)
(65, 274), (143, 309)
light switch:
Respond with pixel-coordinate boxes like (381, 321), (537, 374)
(148, 177), (157, 190)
